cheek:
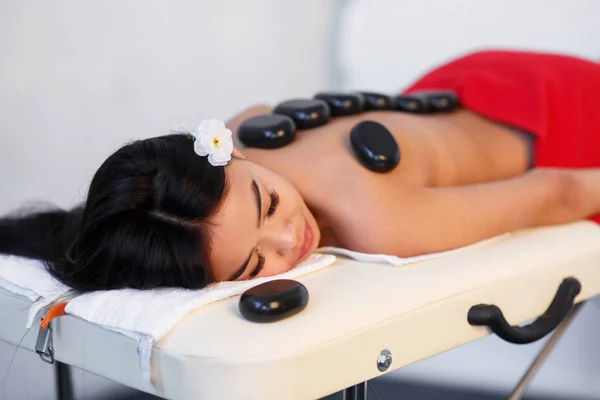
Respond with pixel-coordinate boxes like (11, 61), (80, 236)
(280, 183), (303, 212)
(264, 258), (292, 277)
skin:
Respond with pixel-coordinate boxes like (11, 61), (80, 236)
(208, 105), (600, 282)
(210, 155), (321, 282)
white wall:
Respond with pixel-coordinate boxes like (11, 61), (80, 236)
(336, 0), (600, 398)
(0, 0), (334, 216)
(0, 1), (334, 398)
(337, 0), (600, 93)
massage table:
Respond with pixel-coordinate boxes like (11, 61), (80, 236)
(1, 221), (600, 400)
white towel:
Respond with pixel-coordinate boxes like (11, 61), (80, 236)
(64, 252), (336, 383)
(0, 254), (71, 327)
(318, 233), (511, 265)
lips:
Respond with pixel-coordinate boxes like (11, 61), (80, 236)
(296, 217), (314, 263)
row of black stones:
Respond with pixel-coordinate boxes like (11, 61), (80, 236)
(238, 91), (459, 172)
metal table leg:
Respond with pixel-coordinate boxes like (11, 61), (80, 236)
(55, 361), (74, 400)
(508, 302), (583, 400)
(342, 382), (367, 400)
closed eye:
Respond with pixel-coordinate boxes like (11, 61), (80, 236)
(267, 190), (280, 218)
(247, 190), (278, 279)
(248, 252), (265, 278)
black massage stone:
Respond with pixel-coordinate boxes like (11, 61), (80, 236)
(273, 99), (330, 129)
(414, 90), (460, 112)
(314, 92), (364, 116)
(394, 94), (430, 113)
(350, 120), (400, 173)
(360, 92), (394, 111)
(238, 114), (296, 149)
(239, 279), (309, 323)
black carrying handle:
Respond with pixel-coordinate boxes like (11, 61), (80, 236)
(467, 277), (581, 344)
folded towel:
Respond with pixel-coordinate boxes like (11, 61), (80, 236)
(0, 252), (336, 384)
(0, 254), (70, 327)
(64, 252), (336, 383)
(318, 233), (511, 266)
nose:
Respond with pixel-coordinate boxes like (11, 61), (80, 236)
(262, 220), (297, 256)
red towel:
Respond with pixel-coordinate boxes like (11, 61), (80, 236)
(403, 50), (600, 223)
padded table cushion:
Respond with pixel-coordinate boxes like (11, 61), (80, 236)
(1, 221), (600, 400)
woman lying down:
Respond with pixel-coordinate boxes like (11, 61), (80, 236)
(2, 49), (600, 292)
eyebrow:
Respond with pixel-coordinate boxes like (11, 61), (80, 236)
(227, 179), (262, 281)
(251, 179), (261, 228)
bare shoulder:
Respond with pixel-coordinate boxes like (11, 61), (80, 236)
(325, 177), (427, 256)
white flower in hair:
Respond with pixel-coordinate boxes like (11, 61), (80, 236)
(193, 119), (233, 167)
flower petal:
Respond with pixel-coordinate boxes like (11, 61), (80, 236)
(208, 153), (229, 167)
(193, 118), (234, 165)
(220, 139), (233, 155)
(212, 149), (230, 161)
(197, 119), (212, 135)
(194, 139), (209, 156)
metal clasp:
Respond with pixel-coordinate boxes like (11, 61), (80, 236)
(35, 326), (54, 364)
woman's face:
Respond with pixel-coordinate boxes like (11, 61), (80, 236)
(208, 154), (321, 282)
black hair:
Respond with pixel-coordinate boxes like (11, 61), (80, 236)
(0, 134), (228, 291)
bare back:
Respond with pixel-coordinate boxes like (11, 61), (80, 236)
(229, 107), (531, 248)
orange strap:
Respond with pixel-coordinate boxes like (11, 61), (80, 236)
(40, 302), (67, 329)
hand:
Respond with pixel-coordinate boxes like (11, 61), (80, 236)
(532, 168), (600, 222)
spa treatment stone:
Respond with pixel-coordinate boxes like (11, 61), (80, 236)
(314, 92), (364, 116)
(238, 114), (296, 149)
(273, 99), (330, 129)
(360, 92), (394, 111)
(393, 94), (429, 113)
(417, 90), (460, 112)
(394, 91), (459, 114)
(350, 120), (400, 173)
(239, 279), (309, 323)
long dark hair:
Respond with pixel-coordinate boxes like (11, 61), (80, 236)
(0, 134), (228, 291)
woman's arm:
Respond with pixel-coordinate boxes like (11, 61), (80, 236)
(338, 168), (600, 257)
